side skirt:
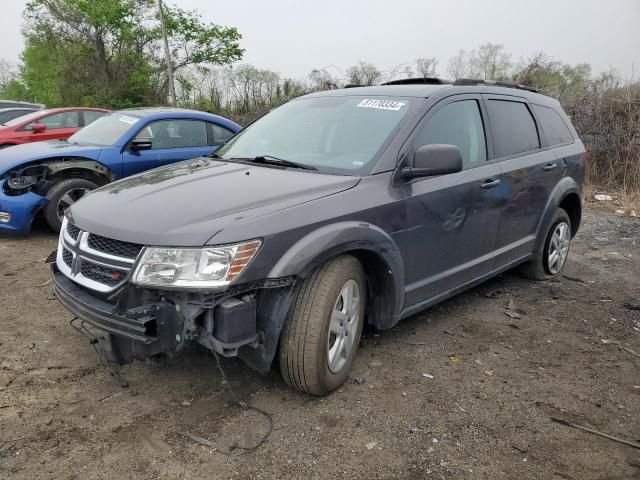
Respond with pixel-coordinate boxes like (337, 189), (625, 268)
(396, 253), (534, 323)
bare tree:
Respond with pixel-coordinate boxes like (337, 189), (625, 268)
(346, 61), (382, 86)
(308, 68), (338, 91)
(471, 43), (512, 80)
(447, 49), (473, 79)
(0, 59), (17, 92)
(414, 57), (438, 78)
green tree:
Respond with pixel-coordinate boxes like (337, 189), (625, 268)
(20, 0), (243, 108)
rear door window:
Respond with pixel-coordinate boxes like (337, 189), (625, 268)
(487, 100), (540, 157)
(532, 104), (574, 146)
(414, 99), (487, 167)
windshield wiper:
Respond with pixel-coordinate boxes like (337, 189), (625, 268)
(218, 155), (317, 171)
(249, 155), (318, 171)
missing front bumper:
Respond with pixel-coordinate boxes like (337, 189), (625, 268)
(51, 263), (267, 364)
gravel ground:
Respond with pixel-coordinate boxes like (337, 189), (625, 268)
(1, 207), (639, 480)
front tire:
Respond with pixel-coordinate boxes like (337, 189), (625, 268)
(520, 208), (572, 280)
(44, 178), (97, 232)
(279, 255), (365, 396)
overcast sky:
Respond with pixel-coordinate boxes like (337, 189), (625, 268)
(1, 0), (638, 80)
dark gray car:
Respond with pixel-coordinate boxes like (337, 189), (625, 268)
(51, 79), (585, 395)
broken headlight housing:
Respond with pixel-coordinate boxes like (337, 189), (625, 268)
(132, 240), (262, 289)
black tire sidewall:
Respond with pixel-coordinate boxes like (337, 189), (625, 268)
(44, 178), (98, 231)
(316, 260), (366, 392)
(541, 209), (572, 276)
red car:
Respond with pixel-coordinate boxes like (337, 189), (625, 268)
(0, 107), (110, 148)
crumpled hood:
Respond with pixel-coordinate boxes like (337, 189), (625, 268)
(0, 141), (103, 174)
(68, 158), (360, 246)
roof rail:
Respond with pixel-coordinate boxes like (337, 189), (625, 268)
(452, 78), (540, 93)
(382, 77), (452, 86)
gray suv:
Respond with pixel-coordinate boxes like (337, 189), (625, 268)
(51, 79), (585, 395)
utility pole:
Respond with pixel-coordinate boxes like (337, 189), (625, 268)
(158, 0), (176, 106)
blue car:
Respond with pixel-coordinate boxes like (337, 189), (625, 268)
(0, 108), (240, 234)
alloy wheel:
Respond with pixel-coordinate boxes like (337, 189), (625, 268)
(327, 279), (361, 374)
(57, 188), (90, 220)
(547, 221), (570, 274)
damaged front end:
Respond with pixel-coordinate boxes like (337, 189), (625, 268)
(51, 263), (295, 372)
(0, 164), (50, 234)
(50, 218), (297, 373)
(0, 158), (111, 235)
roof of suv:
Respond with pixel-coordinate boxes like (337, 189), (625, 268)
(303, 79), (559, 107)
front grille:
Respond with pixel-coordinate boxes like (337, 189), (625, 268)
(87, 233), (143, 260)
(62, 248), (73, 267)
(67, 222), (80, 241)
(80, 262), (126, 287)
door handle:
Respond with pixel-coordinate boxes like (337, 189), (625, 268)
(481, 179), (501, 190)
(543, 163), (558, 172)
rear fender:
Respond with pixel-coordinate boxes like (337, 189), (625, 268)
(534, 176), (580, 253)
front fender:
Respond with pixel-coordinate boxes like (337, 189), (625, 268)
(534, 176), (580, 253)
(268, 221), (405, 320)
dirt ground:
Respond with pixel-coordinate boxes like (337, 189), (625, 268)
(1, 207), (639, 480)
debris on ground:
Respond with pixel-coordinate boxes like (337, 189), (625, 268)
(354, 375), (366, 385)
(449, 355), (460, 365)
(600, 339), (620, 345)
(623, 347), (640, 357)
(485, 288), (506, 298)
(365, 441), (378, 450)
(177, 431), (217, 449)
(409, 426), (422, 433)
(594, 194), (613, 201)
(422, 373), (434, 379)
(504, 311), (523, 319)
(622, 302), (640, 311)
(551, 417), (640, 450)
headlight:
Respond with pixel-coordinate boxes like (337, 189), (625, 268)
(132, 240), (261, 289)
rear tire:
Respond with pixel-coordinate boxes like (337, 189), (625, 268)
(279, 255), (365, 396)
(520, 208), (572, 280)
(44, 178), (97, 232)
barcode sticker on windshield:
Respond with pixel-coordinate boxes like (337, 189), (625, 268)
(357, 99), (406, 111)
(119, 115), (139, 125)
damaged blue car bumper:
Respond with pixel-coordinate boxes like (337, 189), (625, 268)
(0, 188), (47, 235)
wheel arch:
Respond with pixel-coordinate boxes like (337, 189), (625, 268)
(534, 177), (582, 253)
(43, 157), (114, 186)
(267, 221), (405, 330)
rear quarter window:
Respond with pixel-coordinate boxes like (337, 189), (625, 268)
(532, 104), (574, 146)
(487, 100), (540, 157)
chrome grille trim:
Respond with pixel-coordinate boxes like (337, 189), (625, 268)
(56, 218), (143, 293)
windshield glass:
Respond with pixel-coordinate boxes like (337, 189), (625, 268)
(69, 113), (141, 146)
(216, 96), (415, 174)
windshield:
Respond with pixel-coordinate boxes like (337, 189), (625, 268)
(216, 96), (416, 174)
(68, 113), (141, 146)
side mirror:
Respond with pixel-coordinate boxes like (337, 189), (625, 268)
(26, 123), (46, 133)
(402, 144), (463, 179)
(130, 139), (152, 151)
